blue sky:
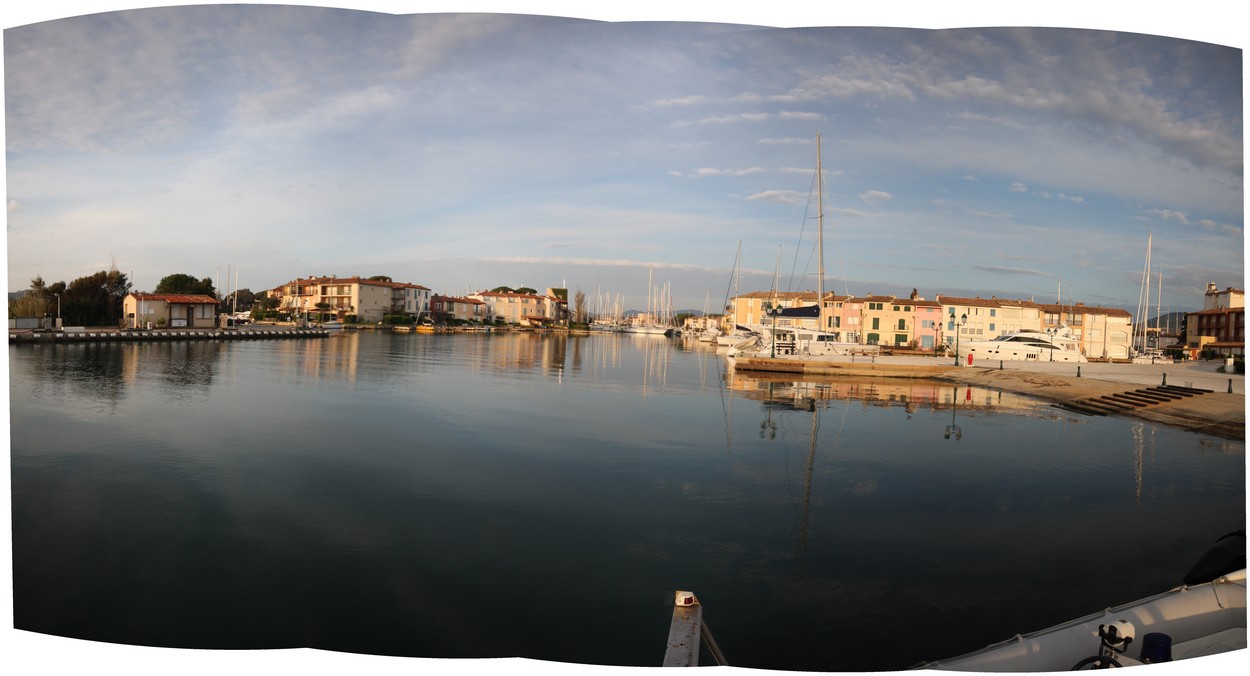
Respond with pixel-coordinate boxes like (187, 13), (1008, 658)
(4, 3), (1244, 315)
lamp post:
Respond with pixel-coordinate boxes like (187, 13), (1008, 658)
(54, 293), (61, 328)
(769, 306), (779, 357)
(1047, 327), (1056, 361)
(950, 310), (967, 365)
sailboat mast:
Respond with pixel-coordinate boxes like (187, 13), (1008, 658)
(816, 133), (825, 316)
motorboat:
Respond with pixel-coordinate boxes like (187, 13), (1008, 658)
(958, 327), (1087, 363)
(915, 532), (1246, 671)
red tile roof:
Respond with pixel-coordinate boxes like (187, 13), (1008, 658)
(128, 293), (218, 304)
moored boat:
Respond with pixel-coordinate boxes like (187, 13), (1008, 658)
(915, 532), (1246, 671)
(958, 327), (1087, 363)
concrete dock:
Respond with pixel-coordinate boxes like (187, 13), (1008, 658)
(8, 326), (330, 343)
(730, 354), (1245, 440)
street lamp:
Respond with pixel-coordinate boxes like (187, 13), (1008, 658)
(950, 310), (967, 365)
(53, 293), (61, 327)
(1047, 327), (1056, 361)
(768, 306), (780, 357)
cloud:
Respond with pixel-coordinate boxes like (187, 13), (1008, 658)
(859, 190), (893, 203)
(1009, 182), (1028, 193)
(694, 167), (768, 177)
(745, 190), (807, 205)
(969, 265), (1058, 278)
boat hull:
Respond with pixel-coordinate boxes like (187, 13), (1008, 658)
(916, 569), (1246, 672)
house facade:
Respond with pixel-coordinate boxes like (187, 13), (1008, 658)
(430, 295), (490, 323)
(471, 290), (565, 326)
(728, 291), (819, 330)
(270, 276), (431, 323)
(124, 293), (219, 329)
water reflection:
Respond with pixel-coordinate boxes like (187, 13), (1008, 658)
(8, 331), (1244, 671)
(13, 340), (226, 410)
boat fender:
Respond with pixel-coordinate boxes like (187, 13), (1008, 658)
(1183, 530), (1246, 586)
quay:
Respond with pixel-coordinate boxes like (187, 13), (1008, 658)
(8, 326), (329, 343)
(730, 354), (1245, 440)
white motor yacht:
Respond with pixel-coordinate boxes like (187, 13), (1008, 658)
(958, 327), (1087, 363)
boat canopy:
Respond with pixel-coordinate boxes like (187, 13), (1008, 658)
(777, 305), (820, 318)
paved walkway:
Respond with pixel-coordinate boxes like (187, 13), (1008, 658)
(731, 353), (1245, 440)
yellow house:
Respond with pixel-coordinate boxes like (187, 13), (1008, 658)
(123, 293), (219, 329)
(728, 291), (818, 330)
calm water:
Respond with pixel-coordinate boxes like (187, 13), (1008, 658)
(9, 331), (1245, 671)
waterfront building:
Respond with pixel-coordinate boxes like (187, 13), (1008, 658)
(1039, 303), (1132, 360)
(912, 298), (944, 350)
(728, 291), (819, 331)
(1186, 284), (1245, 357)
(937, 296), (1009, 349)
(822, 294), (863, 344)
(1202, 283), (1245, 311)
(430, 295), (490, 323)
(471, 290), (565, 326)
(270, 276), (432, 323)
(393, 283), (432, 319)
(123, 293), (219, 329)
(858, 295), (903, 346)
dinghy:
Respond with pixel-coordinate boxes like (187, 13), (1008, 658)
(916, 532), (1246, 671)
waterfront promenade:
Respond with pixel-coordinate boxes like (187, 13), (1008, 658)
(730, 353), (1245, 440)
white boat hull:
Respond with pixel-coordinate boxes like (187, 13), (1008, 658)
(917, 569), (1246, 672)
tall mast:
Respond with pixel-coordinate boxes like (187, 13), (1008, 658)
(816, 133), (825, 315)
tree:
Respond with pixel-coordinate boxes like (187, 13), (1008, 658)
(515, 287), (538, 295)
(222, 287), (256, 311)
(573, 289), (587, 324)
(61, 269), (131, 326)
(8, 290), (46, 319)
(490, 286), (515, 293)
(154, 273), (216, 296)
(368, 275), (392, 282)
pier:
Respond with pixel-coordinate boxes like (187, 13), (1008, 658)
(9, 327), (330, 343)
(729, 353), (1244, 440)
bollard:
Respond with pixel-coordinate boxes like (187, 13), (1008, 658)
(1162, 373), (1167, 387)
(1230, 379), (1234, 394)
(999, 360), (1003, 370)
(1076, 366), (1081, 378)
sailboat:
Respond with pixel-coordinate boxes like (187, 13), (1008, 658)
(623, 265), (673, 336)
(1131, 233), (1171, 364)
(731, 133), (860, 358)
(716, 241), (759, 347)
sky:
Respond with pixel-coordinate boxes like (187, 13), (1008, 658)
(3, 3), (1244, 320)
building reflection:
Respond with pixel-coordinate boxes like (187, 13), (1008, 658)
(726, 369), (1046, 416)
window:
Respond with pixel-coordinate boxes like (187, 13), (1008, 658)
(872, 318), (879, 330)
(990, 309), (997, 317)
(897, 319), (906, 330)
(904, 306), (911, 312)
(892, 305), (900, 312)
(990, 323), (996, 332)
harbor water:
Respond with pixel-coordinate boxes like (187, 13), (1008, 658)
(8, 331), (1245, 671)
